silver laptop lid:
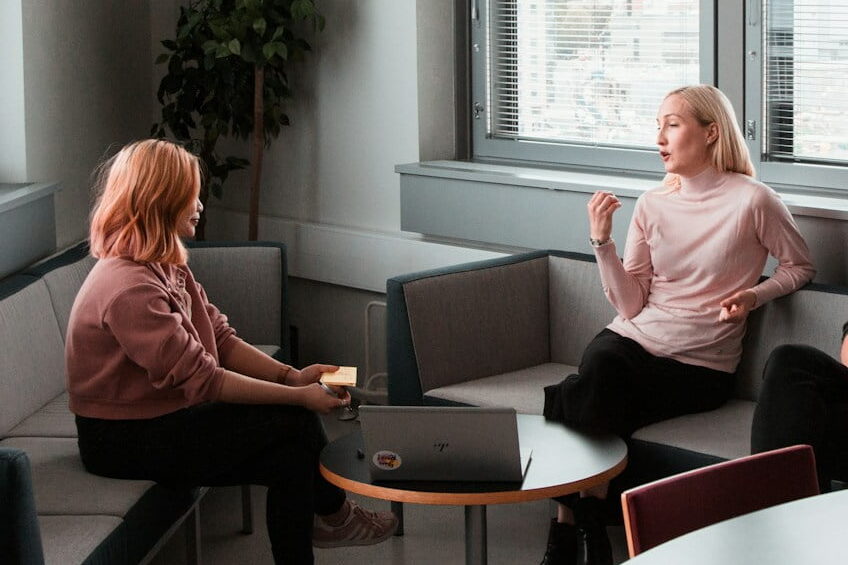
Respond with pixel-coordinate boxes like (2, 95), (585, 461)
(358, 405), (530, 482)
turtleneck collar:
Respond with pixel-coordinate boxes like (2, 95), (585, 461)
(678, 166), (724, 196)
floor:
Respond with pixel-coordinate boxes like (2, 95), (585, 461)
(150, 409), (629, 564)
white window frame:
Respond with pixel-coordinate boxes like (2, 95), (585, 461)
(470, 0), (716, 176)
(469, 0), (848, 195)
(744, 0), (848, 194)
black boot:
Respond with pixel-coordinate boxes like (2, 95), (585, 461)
(573, 496), (613, 565)
(540, 518), (579, 565)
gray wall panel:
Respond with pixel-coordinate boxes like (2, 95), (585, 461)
(401, 174), (637, 255)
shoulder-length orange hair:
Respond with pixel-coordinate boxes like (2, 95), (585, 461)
(89, 139), (200, 264)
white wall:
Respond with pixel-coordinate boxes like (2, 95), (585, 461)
(20, 0), (152, 248)
(0, 1), (27, 182)
(211, 0), (419, 234)
(203, 1), (506, 294)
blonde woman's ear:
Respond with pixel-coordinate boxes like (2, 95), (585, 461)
(706, 123), (719, 144)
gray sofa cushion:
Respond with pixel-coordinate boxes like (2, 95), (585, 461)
(39, 515), (123, 565)
(38, 256), (96, 342)
(549, 255), (616, 366)
(0, 437), (155, 516)
(404, 256), (551, 392)
(254, 344), (280, 358)
(188, 246), (283, 347)
(7, 393), (75, 438)
(735, 285), (848, 400)
(0, 280), (66, 436)
(426, 362), (576, 414)
(631, 399), (755, 460)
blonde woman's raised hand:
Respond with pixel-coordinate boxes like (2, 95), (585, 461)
(587, 190), (622, 243)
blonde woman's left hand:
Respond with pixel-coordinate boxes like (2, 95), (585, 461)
(719, 290), (756, 323)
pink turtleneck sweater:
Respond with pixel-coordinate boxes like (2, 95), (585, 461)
(595, 168), (815, 373)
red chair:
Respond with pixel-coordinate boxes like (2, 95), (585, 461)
(621, 444), (819, 557)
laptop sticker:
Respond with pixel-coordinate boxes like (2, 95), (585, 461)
(373, 450), (402, 471)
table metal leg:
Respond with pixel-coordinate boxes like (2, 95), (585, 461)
(391, 501), (404, 536)
(465, 505), (487, 565)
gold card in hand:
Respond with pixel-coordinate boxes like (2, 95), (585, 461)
(320, 366), (357, 387)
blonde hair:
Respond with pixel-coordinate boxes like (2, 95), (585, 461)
(662, 85), (755, 190)
(89, 139), (200, 264)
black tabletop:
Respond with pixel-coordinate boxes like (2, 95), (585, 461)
(320, 414), (628, 505)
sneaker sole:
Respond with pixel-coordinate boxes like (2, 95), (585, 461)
(312, 521), (399, 548)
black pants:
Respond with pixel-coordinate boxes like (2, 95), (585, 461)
(544, 329), (735, 438)
(76, 402), (346, 565)
(751, 344), (848, 491)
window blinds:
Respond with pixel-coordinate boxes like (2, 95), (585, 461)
(763, 0), (848, 165)
(487, 0), (700, 151)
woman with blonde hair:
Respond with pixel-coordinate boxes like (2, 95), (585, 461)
(540, 85), (815, 565)
(66, 139), (397, 564)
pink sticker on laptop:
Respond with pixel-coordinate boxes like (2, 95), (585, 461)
(373, 451), (402, 471)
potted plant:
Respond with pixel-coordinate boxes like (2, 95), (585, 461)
(152, 0), (324, 240)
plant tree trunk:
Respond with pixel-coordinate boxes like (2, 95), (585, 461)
(249, 65), (265, 241)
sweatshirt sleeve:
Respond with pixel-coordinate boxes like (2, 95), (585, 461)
(103, 283), (225, 402)
(748, 187), (816, 307)
(195, 280), (242, 359)
(594, 196), (653, 319)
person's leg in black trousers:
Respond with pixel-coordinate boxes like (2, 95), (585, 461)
(77, 402), (346, 564)
(549, 329), (734, 437)
(752, 344), (848, 492)
(542, 329), (734, 565)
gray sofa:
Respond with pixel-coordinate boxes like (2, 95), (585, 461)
(0, 241), (288, 564)
(386, 249), (847, 487)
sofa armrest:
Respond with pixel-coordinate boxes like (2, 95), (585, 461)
(0, 447), (45, 565)
(187, 241), (289, 362)
(387, 251), (553, 405)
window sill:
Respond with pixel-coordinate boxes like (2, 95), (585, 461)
(396, 160), (848, 221)
(395, 160), (660, 199)
(0, 181), (61, 279)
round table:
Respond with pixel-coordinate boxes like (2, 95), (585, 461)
(319, 414), (627, 564)
(623, 489), (848, 564)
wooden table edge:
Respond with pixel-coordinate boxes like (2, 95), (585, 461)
(319, 455), (628, 506)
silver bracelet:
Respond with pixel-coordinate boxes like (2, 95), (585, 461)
(589, 236), (612, 247)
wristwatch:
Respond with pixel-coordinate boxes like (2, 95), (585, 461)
(589, 237), (612, 247)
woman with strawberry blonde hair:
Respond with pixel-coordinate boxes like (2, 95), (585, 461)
(67, 139), (397, 564)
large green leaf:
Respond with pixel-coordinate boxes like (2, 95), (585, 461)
(152, 0), (324, 202)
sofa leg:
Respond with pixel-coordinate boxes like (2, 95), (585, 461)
(241, 484), (254, 534)
(185, 506), (202, 565)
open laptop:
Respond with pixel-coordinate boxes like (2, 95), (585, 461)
(358, 405), (532, 483)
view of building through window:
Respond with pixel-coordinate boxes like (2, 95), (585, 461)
(764, 0), (848, 164)
(489, 0), (699, 151)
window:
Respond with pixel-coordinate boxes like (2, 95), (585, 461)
(472, 0), (714, 174)
(471, 0), (848, 193)
(749, 0), (848, 191)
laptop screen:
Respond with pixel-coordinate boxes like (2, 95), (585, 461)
(358, 405), (531, 483)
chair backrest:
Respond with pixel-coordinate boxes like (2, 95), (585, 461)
(0, 448), (45, 564)
(548, 252), (617, 366)
(621, 444), (819, 557)
(735, 283), (848, 401)
(0, 276), (67, 436)
(394, 254), (551, 394)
